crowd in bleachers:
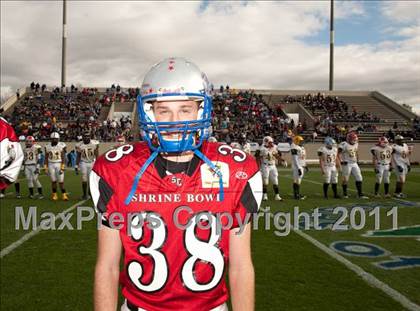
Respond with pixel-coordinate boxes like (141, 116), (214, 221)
(5, 83), (135, 142)
(210, 86), (306, 144)
(385, 118), (420, 142)
(2, 83), (419, 144)
(298, 93), (381, 123)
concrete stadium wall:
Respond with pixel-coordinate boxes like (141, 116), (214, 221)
(1, 86), (28, 112)
(33, 142), (420, 164)
(371, 91), (418, 120)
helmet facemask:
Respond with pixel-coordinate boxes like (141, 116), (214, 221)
(139, 94), (212, 153)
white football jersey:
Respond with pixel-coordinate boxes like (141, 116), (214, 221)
(318, 146), (337, 168)
(76, 140), (99, 163)
(392, 143), (410, 166)
(24, 144), (42, 165)
(242, 142), (251, 154)
(45, 142), (66, 163)
(291, 143), (306, 168)
(338, 141), (358, 164)
(370, 145), (392, 165)
(259, 145), (278, 165)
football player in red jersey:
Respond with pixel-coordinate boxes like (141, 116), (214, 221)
(90, 58), (262, 311)
(0, 116), (24, 193)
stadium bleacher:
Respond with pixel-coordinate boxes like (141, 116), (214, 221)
(2, 83), (136, 142)
(1, 84), (418, 145)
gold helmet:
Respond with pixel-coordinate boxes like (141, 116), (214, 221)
(293, 135), (304, 145)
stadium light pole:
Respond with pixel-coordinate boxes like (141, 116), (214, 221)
(61, 0), (67, 88)
(329, 0), (334, 91)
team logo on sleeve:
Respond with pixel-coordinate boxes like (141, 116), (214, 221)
(200, 161), (229, 188)
(235, 171), (248, 180)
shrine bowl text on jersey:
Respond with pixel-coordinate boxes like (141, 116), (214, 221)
(90, 141), (262, 311)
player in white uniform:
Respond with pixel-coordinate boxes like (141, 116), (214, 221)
(291, 135), (307, 200)
(392, 135), (411, 198)
(238, 134), (252, 155)
(242, 142), (252, 155)
(338, 132), (368, 199)
(75, 131), (99, 199)
(318, 137), (340, 199)
(371, 136), (393, 198)
(256, 136), (286, 201)
(45, 132), (68, 201)
(23, 136), (44, 199)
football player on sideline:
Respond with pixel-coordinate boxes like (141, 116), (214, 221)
(0, 116), (24, 194)
(318, 137), (340, 199)
(255, 136), (286, 201)
(392, 135), (411, 198)
(116, 135), (126, 146)
(45, 132), (68, 201)
(338, 132), (368, 199)
(23, 136), (44, 199)
(90, 58), (262, 311)
(75, 131), (99, 199)
(371, 136), (392, 197)
(239, 134), (252, 155)
(290, 135), (307, 200)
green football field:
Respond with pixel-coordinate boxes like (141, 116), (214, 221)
(1, 168), (419, 310)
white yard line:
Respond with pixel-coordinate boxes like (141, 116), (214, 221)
(292, 227), (420, 311)
(0, 199), (88, 258)
(283, 173), (420, 310)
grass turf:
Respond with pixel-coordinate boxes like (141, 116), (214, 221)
(1, 169), (419, 310)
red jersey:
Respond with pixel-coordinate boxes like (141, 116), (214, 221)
(0, 117), (24, 189)
(90, 141), (262, 311)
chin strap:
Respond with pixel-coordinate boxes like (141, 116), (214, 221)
(124, 150), (159, 205)
(193, 149), (224, 202)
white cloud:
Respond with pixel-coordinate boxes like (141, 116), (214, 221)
(1, 1), (419, 114)
(381, 1), (420, 24)
(335, 1), (366, 19)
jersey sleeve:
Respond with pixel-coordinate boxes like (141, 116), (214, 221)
(231, 156), (262, 229)
(338, 142), (345, 152)
(0, 119), (24, 189)
(90, 157), (121, 228)
(370, 147), (376, 156)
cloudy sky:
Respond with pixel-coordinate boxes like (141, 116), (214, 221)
(1, 1), (419, 114)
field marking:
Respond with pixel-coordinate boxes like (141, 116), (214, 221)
(284, 173), (420, 310)
(292, 227), (420, 311)
(0, 198), (88, 258)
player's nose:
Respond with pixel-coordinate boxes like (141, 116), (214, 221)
(170, 112), (185, 125)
